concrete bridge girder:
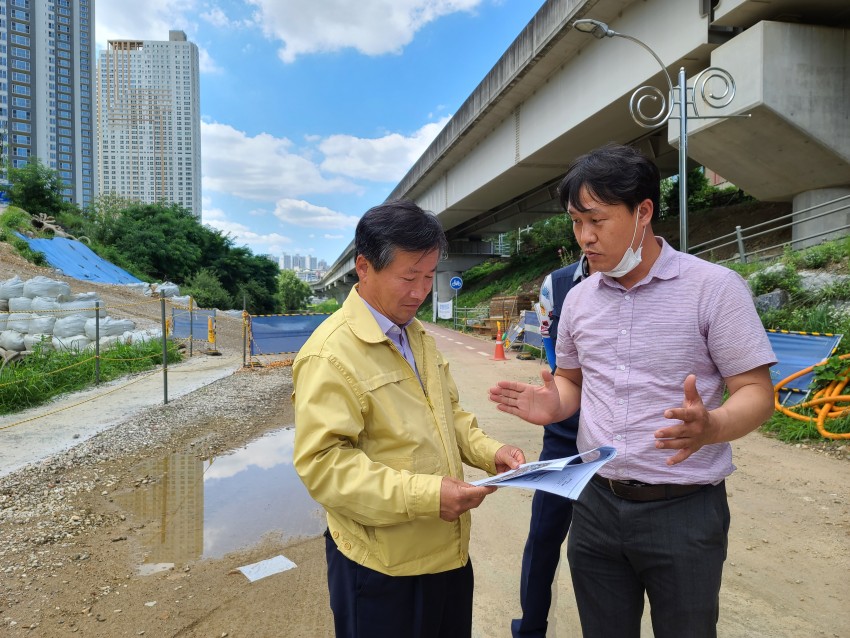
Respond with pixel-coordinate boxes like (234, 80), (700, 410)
(680, 20), (850, 246)
(680, 21), (850, 201)
(315, 0), (850, 297)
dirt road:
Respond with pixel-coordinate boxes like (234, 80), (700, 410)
(0, 322), (848, 637)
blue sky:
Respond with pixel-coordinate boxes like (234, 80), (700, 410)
(95, 1), (545, 266)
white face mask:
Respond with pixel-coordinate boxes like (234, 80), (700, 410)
(601, 210), (646, 278)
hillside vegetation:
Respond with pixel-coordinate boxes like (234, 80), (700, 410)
(0, 159), (304, 315)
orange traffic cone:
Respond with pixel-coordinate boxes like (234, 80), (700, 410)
(492, 331), (508, 361)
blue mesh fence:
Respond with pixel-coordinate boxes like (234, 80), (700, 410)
(250, 314), (332, 355)
(172, 308), (217, 340)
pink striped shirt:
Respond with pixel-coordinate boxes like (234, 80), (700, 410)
(555, 238), (776, 484)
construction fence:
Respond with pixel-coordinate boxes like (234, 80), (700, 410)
(0, 273), (338, 433)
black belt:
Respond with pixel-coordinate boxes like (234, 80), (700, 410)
(591, 474), (705, 502)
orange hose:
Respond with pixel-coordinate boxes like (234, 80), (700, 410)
(773, 353), (850, 440)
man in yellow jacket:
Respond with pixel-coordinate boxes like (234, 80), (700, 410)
(293, 199), (525, 637)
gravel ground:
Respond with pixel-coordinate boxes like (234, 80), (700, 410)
(0, 364), (296, 632)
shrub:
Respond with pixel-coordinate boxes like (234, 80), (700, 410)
(183, 268), (233, 309)
(748, 264), (802, 297)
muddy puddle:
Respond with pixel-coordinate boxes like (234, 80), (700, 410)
(115, 426), (325, 573)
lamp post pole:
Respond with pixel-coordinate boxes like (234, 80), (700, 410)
(677, 67), (688, 251)
(573, 19), (747, 253)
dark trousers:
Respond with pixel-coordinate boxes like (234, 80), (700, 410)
(324, 529), (474, 638)
(567, 479), (730, 638)
(512, 421), (579, 637)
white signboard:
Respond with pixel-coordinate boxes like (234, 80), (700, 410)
(438, 300), (453, 319)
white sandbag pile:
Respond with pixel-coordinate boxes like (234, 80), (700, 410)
(6, 313), (33, 333)
(141, 281), (181, 298)
(125, 282), (152, 296)
(23, 275), (71, 298)
(0, 275), (24, 299)
(52, 335), (92, 352)
(0, 330), (25, 352)
(58, 293), (106, 318)
(0, 275), (138, 356)
(85, 316), (135, 339)
(8, 296), (32, 311)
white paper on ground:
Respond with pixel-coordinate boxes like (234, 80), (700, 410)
(237, 555), (297, 582)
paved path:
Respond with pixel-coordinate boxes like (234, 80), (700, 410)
(0, 351), (243, 477)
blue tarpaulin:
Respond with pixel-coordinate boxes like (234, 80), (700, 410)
(14, 234), (143, 284)
(767, 330), (843, 406)
(250, 314), (332, 355)
(522, 311), (543, 349)
(172, 308), (216, 339)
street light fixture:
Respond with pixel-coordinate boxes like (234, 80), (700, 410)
(573, 18), (747, 252)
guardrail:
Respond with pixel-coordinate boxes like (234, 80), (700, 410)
(691, 194), (850, 264)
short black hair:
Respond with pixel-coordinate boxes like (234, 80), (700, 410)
(355, 199), (448, 271)
(558, 143), (661, 221)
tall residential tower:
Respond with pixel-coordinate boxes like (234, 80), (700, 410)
(96, 31), (200, 217)
(0, 0), (96, 206)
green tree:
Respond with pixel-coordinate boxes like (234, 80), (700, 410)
(86, 202), (205, 282)
(662, 167), (710, 217)
(183, 268), (234, 309)
(277, 270), (312, 312)
(2, 158), (69, 217)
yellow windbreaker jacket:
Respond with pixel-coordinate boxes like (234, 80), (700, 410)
(292, 287), (504, 576)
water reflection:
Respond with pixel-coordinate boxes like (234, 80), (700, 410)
(116, 427), (325, 572)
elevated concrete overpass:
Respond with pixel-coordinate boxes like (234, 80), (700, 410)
(315, 0), (850, 304)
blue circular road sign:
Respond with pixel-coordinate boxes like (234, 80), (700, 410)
(449, 276), (463, 290)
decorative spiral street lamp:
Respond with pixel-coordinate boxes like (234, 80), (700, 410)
(573, 18), (747, 252)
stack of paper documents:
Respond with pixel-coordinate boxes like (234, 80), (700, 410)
(471, 446), (616, 501)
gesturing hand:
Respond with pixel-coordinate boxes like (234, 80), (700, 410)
(655, 374), (716, 465)
(488, 369), (562, 425)
(439, 477), (496, 522)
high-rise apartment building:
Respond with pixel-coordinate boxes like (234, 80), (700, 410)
(0, 0), (96, 206)
(96, 31), (200, 217)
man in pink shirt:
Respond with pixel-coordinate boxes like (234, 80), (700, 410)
(490, 143), (776, 637)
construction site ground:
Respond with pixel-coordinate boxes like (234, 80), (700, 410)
(0, 242), (848, 637)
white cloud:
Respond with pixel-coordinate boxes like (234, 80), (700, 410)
(203, 208), (294, 253)
(95, 0), (198, 47)
(201, 121), (359, 201)
(319, 117), (450, 182)
(198, 47), (222, 74)
(203, 208), (227, 221)
(200, 7), (233, 28)
(201, 117), (447, 202)
(246, 0), (482, 63)
(273, 199), (360, 231)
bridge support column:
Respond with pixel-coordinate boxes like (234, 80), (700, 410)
(791, 187), (850, 251)
(432, 271), (461, 323)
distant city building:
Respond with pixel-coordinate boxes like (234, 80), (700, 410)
(96, 31), (201, 217)
(0, 0), (96, 206)
(280, 252), (326, 281)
